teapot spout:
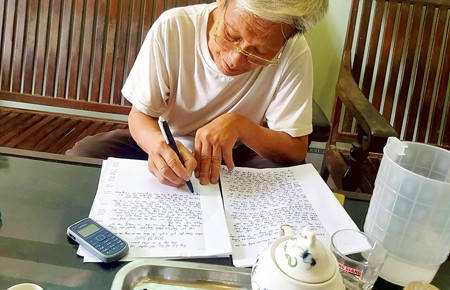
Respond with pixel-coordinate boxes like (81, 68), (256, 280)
(279, 224), (295, 237)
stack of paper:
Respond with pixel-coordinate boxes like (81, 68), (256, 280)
(78, 158), (358, 267)
(78, 158), (231, 262)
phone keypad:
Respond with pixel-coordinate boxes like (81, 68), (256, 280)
(86, 229), (126, 256)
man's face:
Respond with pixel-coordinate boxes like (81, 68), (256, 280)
(209, 2), (292, 76)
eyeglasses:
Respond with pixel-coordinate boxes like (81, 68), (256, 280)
(213, 7), (287, 67)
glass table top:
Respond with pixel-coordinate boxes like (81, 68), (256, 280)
(0, 148), (448, 290)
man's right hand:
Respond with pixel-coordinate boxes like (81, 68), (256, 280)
(147, 139), (197, 187)
(128, 106), (197, 188)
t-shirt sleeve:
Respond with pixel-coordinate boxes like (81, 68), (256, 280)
(121, 17), (171, 117)
(265, 37), (314, 138)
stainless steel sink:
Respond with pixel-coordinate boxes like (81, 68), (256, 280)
(111, 259), (252, 289)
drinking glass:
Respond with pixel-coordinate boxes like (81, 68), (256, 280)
(330, 229), (387, 290)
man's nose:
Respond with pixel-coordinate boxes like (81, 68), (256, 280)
(228, 50), (248, 68)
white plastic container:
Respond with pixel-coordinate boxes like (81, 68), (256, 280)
(364, 137), (450, 286)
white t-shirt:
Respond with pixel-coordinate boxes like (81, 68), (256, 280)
(122, 3), (313, 141)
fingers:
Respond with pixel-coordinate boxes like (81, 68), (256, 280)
(196, 142), (213, 185)
(149, 141), (195, 187)
(222, 149), (235, 171)
(194, 143), (231, 185)
(176, 141), (197, 177)
(209, 145), (222, 184)
(148, 155), (183, 187)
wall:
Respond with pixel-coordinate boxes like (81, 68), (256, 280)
(305, 0), (352, 118)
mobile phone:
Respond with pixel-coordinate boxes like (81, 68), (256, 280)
(67, 217), (129, 263)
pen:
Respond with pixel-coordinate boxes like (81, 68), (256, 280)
(158, 116), (194, 193)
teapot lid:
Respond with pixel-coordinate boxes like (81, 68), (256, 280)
(274, 226), (336, 283)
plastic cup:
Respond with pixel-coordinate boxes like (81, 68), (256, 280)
(330, 229), (387, 290)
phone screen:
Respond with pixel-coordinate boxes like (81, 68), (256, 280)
(78, 223), (100, 237)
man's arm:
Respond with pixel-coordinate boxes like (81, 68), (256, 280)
(128, 106), (197, 187)
(240, 116), (309, 163)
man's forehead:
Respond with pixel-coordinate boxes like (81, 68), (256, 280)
(223, 4), (289, 48)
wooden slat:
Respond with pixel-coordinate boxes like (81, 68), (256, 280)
(393, 4), (422, 132)
(88, 0), (104, 104)
(68, 121), (109, 145)
(154, 0), (165, 21)
(404, 6), (435, 141)
(0, 112), (16, 125)
(10, 0), (26, 93)
(432, 12), (450, 147)
(343, 0), (381, 133)
(3, 115), (54, 147)
(18, 117), (65, 150)
(100, 0), (117, 105)
(112, 0), (129, 106)
(0, 109), (12, 119)
(33, 118), (76, 153)
(383, 3), (410, 121)
(142, 0), (154, 41)
(42, 0), (61, 98)
(54, 120), (95, 154)
(391, 0), (450, 7)
(1, 0), (14, 91)
(0, 114), (45, 145)
(416, 6), (447, 143)
(122, 0), (140, 90)
(353, 0), (373, 86)
(343, 0), (360, 53)
(38, 118), (80, 152)
(413, 7), (437, 143)
(0, 111), (30, 135)
(33, 0), (50, 96)
(22, 0), (38, 95)
(65, 0), (83, 100)
(372, 1), (398, 111)
(334, 0), (358, 135)
(0, 1), (4, 65)
(362, 0), (386, 101)
(78, 0), (95, 102)
(90, 122), (118, 135)
(9, 115), (52, 149)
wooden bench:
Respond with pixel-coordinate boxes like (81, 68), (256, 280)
(0, 0), (330, 155)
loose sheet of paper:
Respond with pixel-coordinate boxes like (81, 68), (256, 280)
(220, 163), (359, 267)
(79, 158), (231, 262)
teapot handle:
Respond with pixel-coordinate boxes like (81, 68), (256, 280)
(279, 224), (295, 237)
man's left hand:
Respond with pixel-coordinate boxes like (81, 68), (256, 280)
(194, 113), (243, 185)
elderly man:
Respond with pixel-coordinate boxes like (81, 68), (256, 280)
(67, 0), (329, 188)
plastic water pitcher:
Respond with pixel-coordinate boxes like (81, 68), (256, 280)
(364, 137), (450, 286)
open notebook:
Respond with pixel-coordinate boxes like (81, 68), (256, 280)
(78, 158), (358, 267)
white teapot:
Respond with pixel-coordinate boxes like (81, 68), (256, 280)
(251, 225), (345, 290)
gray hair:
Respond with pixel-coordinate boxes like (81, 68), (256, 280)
(230, 0), (329, 36)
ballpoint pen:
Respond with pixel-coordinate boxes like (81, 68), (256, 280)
(158, 116), (195, 193)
